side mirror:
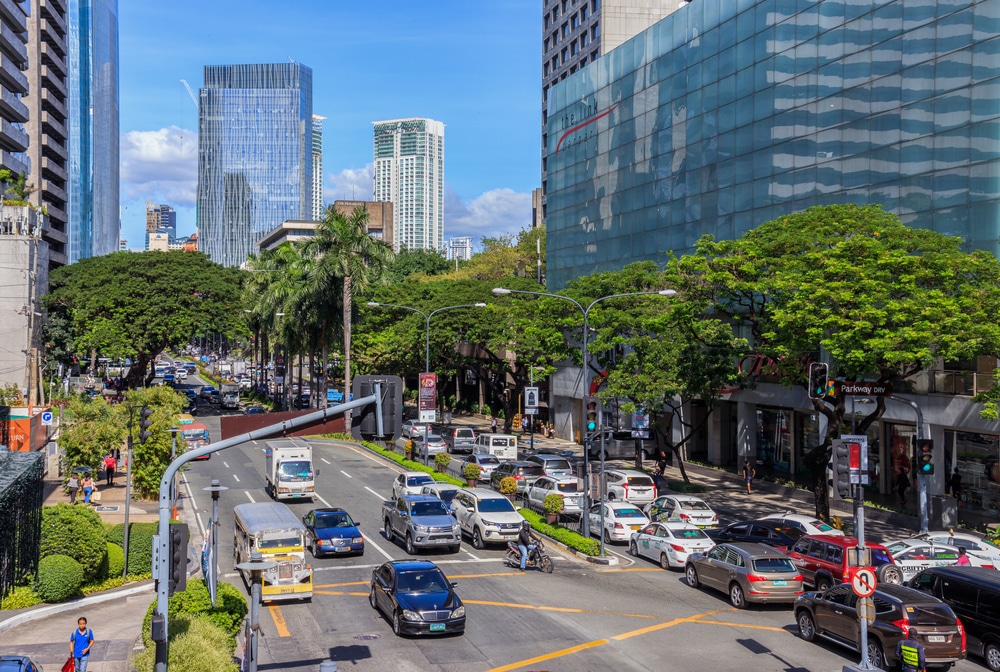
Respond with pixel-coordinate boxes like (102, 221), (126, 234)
(450, 581), (458, 588)
(314, 469), (320, 476)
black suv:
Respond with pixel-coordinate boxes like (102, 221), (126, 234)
(908, 566), (1000, 671)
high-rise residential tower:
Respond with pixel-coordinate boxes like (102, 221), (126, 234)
(540, 0), (686, 225)
(144, 202), (176, 248)
(67, 0), (119, 263)
(197, 63), (313, 267)
(372, 117), (444, 252)
(312, 114), (325, 220)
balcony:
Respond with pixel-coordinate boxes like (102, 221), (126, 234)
(39, 87), (65, 117)
(0, 118), (28, 153)
(930, 370), (996, 396)
(40, 1), (67, 36)
(0, 55), (27, 95)
(0, 0), (26, 35)
(40, 177), (65, 202)
(0, 86), (27, 122)
(0, 23), (27, 65)
(41, 155), (66, 180)
(40, 65), (66, 97)
(40, 42), (67, 77)
(41, 201), (65, 224)
(41, 0), (67, 19)
(0, 150), (27, 175)
(41, 110), (66, 140)
(40, 134), (66, 160)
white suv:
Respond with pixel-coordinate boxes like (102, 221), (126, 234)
(451, 487), (525, 549)
(601, 469), (657, 505)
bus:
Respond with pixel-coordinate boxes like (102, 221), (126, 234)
(182, 423), (211, 460)
(233, 502), (312, 602)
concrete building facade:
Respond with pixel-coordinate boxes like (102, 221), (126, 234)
(312, 114), (325, 221)
(331, 199), (393, 244)
(144, 202), (175, 249)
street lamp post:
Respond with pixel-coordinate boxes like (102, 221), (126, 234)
(367, 301), (487, 465)
(492, 287), (676, 544)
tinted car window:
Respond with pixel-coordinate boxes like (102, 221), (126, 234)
(871, 548), (892, 566)
(979, 589), (1000, 620)
(518, 466), (545, 476)
(908, 604), (957, 625)
(478, 498), (516, 513)
(942, 580), (979, 611)
(626, 475), (653, 486)
(556, 482), (579, 493)
(826, 586), (853, 606)
(752, 558), (795, 573)
(825, 545), (843, 564)
(682, 501), (711, 510)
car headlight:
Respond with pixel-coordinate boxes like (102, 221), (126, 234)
(402, 609), (421, 621)
(315, 539), (327, 546)
(451, 525), (459, 534)
(414, 524), (431, 533)
(353, 537), (364, 544)
(480, 519), (495, 527)
(451, 605), (465, 618)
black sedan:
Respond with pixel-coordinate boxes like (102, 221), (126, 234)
(369, 560), (465, 636)
(706, 520), (806, 553)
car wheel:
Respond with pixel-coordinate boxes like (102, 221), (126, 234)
(815, 575), (832, 592)
(310, 542), (319, 557)
(604, 529), (613, 544)
(866, 639), (886, 670)
(876, 563), (902, 585)
(392, 609), (402, 636)
(729, 582), (746, 609)
(629, 540), (639, 556)
(686, 564), (700, 588)
(405, 533), (416, 555)
(985, 642), (1000, 672)
(384, 518), (394, 542)
(796, 610), (816, 642)
(472, 527), (485, 550)
(368, 587), (377, 609)
(659, 553), (670, 570)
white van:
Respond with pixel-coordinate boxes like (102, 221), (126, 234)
(472, 433), (518, 461)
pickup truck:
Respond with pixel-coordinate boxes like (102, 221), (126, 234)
(382, 494), (461, 555)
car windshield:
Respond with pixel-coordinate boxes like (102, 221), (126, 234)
(478, 456), (500, 465)
(278, 461), (313, 479)
(681, 501), (711, 511)
(478, 498), (516, 513)
(396, 570), (450, 594)
(556, 482), (579, 493)
(455, 430), (474, 438)
(315, 513), (354, 529)
(674, 528), (708, 539)
(407, 475), (433, 487)
(615, 507), (645, 517)
(412, 501), (449, 517)
(544, 459), (571, 470)
(907, 604), (957, 625)
(257, 536), (301, 549)
(752, 558), (796, 573)
(626, 476), (654, 486)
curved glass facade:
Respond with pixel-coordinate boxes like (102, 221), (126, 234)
(197, 63), (313, 268)
(546, 0), (1000, 289)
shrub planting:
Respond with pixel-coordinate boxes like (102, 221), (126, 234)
(40, 503), (107, 580)
(35, 554), (84, 603)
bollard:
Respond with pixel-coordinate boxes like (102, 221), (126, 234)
(319, 662), (338, 672)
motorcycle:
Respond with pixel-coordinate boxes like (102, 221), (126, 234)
(504, 538), (555, 573)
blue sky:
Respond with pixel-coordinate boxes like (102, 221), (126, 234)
(118, 0), (540, 250)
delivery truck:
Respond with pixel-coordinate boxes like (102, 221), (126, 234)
(264, 438), (316, 501)
(221, 383), (240, 409)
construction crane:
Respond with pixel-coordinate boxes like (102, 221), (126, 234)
(179, 79), (198, 108)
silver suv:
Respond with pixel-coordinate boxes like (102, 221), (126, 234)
(450, 488), (525, 549)
(444, 427), (476, 454)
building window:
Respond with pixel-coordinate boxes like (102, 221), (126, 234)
(545, 15), (550, 29)
(544, 62), (550, 76)
(552, 31), (558, 45)
(553, 5), (559, 19)
(572, 14), (579, 30)
(592, 0), (599, 11)
(581, 5), (588, 20)
(591, 48), (599, 61)
(562, 22), (569, 38)
(581, 32), (589, 47)
(572, 40), (580, 56)
(570, 65), (577, 74)
(562, 0), (568, 11)
(562, 48), (568, 64)
(552, 57), (559, 71)
(592, 23), (599, 40)
(544, 37), (550, 52)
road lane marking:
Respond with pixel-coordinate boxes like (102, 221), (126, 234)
(267, 605), (290, 637)
(320, 457), (331, 464)
(340, 470), (352, 478)
(179, 473), (206, 539)
(223, 462), (230, 469)
(362, 533), (394, 560)
(311, 557), (504, 573)
(462, 549), (482, 560)
(232, 475), (240, 483)
(488, 640), (609, 672)
(314, 492), (332, 507)
(596, 567), (661, 573)
(246, 492), (256, 503)
(691, 618), (788, 633)
(364, 486), (387, 501)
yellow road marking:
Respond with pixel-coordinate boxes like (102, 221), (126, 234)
(487, 639), (610, 672)
(692, 618), (789, 633)
(315, 580), (368, 588)
(612, 609), (730, 641)
(464, 599), (662, 620)
(596, 567), (663, 573)
(315, 571), (515, 590)
(267, 605), (290, 637)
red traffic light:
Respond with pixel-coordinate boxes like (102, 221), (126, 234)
(848, 442), (861, 470)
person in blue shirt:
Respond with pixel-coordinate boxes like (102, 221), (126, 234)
(69, 616), (94, 672)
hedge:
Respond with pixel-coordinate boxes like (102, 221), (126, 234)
(0, 585), (42, 610)
(133, 614), (239, 672)
(40, 504), (107, 580)
(104, 542), (125, 579)
(142, 579), (248, 650)
(36, 554), (84, 603)
(519, 508), (601, 556)
(107, 522), (158, 575)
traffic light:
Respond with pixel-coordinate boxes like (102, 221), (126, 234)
(584, 396), (601, 435)
(832, 440), (852, 499)
(168, 523), (188, 597)
(808, 362), (829, 399)
(138, 405), (154, 444)
(917, 439), (935, 475)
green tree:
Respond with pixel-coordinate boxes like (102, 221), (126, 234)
(61, 396), (125, 474)
(44, 251), (243, 388)
(672, 204), (1000, 519)
(387, 248), (451, 283)
(123, 386), (186, 498)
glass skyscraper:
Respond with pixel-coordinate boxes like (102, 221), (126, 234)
(545, 0), (1000, 289)
(197, 63), (313, 267)
(372, 118), (445, 252)
(67, 0), (119, 263)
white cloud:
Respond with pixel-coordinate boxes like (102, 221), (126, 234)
(120, 126), (197, 206)
(445, 186), (531, 245)
(324, 164), (374, 203)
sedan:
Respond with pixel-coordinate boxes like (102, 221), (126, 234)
(392, 472), (436, 499)
(245, 405), (266, 415)
(588, 502), (650, 544)
(758, 512), (845, 537)
(686, 542), (805, 608)
(916, 530), (1000, 565)
(524, 475), (584, 515)
(630, 522), (715, 570)
(302, 507), (364, 557)
(402, 420), (432, 439)
(369, 560), (466, 636)
(413, 434), (449, 458)
(707, 520), (806, 554)
(645, 494), (719, 528)
(0, 655), (43, 672)
(886, 537), (994, 580)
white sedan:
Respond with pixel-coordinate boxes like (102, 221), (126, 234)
(916, 530), (1000, 566)
(524, 475), (585, 515)
(589, 502), (650, 543)
(645, 495), (719, 528)
(886, 538), (994, 581)
(758, 512), (845, 536)
(629, 522), (715, 570)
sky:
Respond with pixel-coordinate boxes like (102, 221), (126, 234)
(118, 1), (541, 251)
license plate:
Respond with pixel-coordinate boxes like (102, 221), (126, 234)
(430, 623), (446, 632)
(503, 535), (516, 540)
(631, 525), (642, 530)
(774, 579), (787, 586)
(334, 547), (351, 552)
(928, 635), (945, 643)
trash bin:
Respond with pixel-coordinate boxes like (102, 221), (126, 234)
(930, 494), (958, 530)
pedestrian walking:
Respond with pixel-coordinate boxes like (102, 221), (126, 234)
(103, 453), (116, 487)
(651, 466), (662, 492)
(956, 547), (971, 566)
(895, 466), (910, 507)
(67, 474), (79, 505)
(656, 449), (669, 473)
(896, 635), (925, 672)
(491, 417), (497, 433)
(69, 616), (95, 672)
(81, 474), (94, 505)
(742, 459), (756, 495)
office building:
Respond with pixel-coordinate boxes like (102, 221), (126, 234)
(197, 63), (313, 267)
(540, 0), (686, 225)
(25, 0), (68, 269)
(312, 114), (325, 220)
(67, 0), (119, 263)
(144, 202), (176, 249)
(544, 0), (1000, 508)
(372, 117), (444, 252)
(258, 202), (393, 253)
(446, 236), (473, 262)
(331, 200), (393, 243)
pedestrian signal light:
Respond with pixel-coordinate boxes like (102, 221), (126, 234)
(917, 439), (934, 475)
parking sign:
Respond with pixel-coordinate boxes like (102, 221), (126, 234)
(41, 411), (53, 426)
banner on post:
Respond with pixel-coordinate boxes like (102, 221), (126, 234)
(419, 372), (437, 423)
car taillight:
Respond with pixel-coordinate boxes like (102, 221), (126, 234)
(746, 574), (770, 583)
(679, 513), (690, 520)
(891, 616), (911, 638)
(793, 575), (804, 582)
(513, 475), (524, 480)
(670, 544), (685, 552)
(613, 522), (624, 529)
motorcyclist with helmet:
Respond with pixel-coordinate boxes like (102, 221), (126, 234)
(517, 520), (540, 571)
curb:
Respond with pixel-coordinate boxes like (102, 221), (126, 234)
(0, 581), (154, 635)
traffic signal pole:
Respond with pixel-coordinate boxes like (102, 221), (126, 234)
(152, 388), (384, 672)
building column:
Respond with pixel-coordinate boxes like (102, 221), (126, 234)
(737, 402), (757, 466)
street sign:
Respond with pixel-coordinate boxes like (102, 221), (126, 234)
(524, 407), (538, 415)
(836, 381), (893, 396)
(851, 567), (877, 597)
(40, 411), (53, 425)
(524, 387), (539, 408)
(631, 430), (649, 439)
(857, 596), (876, 624)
